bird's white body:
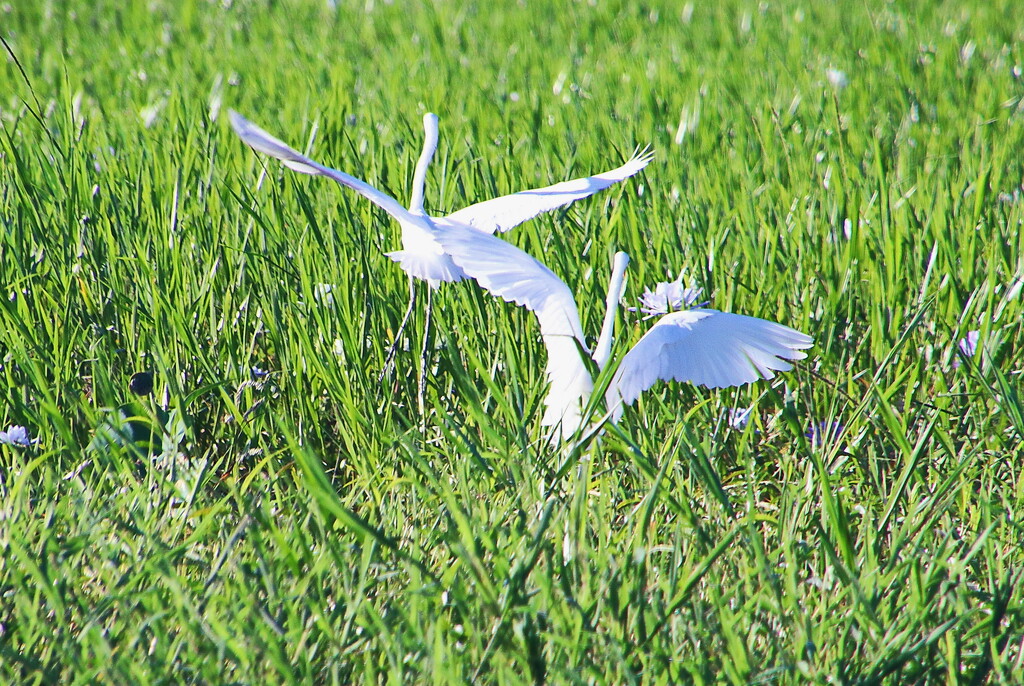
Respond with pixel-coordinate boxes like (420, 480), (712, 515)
(434, 225), (814, 439)
(229, 111), (457, 284)
(229, 110), (654, 286)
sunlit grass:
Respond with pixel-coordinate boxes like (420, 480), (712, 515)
(2, 0), (1023, 682)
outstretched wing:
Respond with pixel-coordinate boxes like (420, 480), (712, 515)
(607, 309), (813, 421)
(437, 227), (585, 340)
(442, 146), (654, 234)
(539, 335), (595, 439)
(435, 226), (593, 436)
(229, 110), (415, 225)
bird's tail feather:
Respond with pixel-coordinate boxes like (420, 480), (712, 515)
(384, 250), (466, 288)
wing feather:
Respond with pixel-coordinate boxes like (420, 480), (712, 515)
(435, 227), (592, 436)
(606, 309), (813, 421)
(436, 228), (586, 340)
(442, 146), (654, 234)
(540, 335), (595, 439)
(229, 110), (415, 225)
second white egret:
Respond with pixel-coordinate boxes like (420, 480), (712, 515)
(434, 226), (814, 439)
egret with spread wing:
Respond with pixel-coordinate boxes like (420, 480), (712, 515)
(229, 110), (653, 400)
(434, 227), (813, 439)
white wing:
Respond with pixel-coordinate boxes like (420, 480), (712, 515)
(441, 146), (654, 234)
(539, 335), (594, 439)
(436, 227), (586, 340)
(606, 309), (813, 421)
(435, 226), (593, 435)
(229, 110), (416, 226)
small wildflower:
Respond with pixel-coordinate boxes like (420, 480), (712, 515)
(314, 283), (336, 306)
(139, 99), (166, 128)
(0, 425), (37, 448)
(953, 330), (980, 369)
(805, 421), (843, 447)
(826, 68), (849, 90)
(632, 272), (704, 318)
(727, 406), (754, 430)
(251, 366), (270, 379)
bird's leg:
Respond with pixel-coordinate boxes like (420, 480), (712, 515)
(417, 287), (433, 417)
(380, 275), (417, 381)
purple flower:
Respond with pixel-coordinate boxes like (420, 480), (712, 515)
(631, 272), (704, 318)
(805, 421), (843, 447)
(727, 406), (754, 430)
(953, 330), (980, 369)
(0, 425), (37, 448)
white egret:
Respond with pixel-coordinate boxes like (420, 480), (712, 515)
(228, 110), (654, 397)
(434, 227), (814, 438)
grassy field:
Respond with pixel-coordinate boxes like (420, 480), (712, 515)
(2, 0), (1023, 682)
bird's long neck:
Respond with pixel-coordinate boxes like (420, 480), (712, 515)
(409, 113), (440, 213)
(593, 252), (630, 369)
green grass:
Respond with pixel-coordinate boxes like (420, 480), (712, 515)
(2, 0), (1023, 682)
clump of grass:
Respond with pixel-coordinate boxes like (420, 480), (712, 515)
(1, 0), (1022, 682)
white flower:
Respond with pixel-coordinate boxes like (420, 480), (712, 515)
(139, 98), (166, 128)
(632, 272), (704, 318)
(0, 425), (37, 447)
(314, 283), (336, 306)
(826, 68), (849, 90)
